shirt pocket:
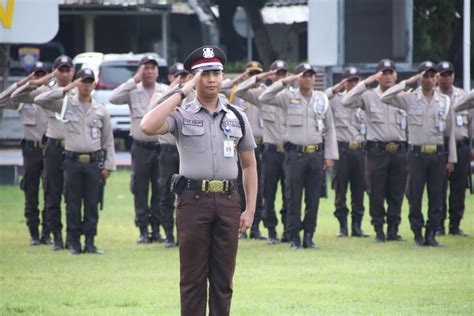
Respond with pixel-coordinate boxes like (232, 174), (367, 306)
(369, 104), (384, 123)
(261, 106), (276, 122)
(130, 94), (148, 118)
(66, 115), (81, 134)
(409, 109), (423, 126)
(334, 110), (349, 127)
(20, 109), (37, 126)
(287, 108), (304, 126)
(181, 125), (206, 153)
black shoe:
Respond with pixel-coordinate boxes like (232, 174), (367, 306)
(238, 232), (248, 240)
(386, 224), (405, 242)
(352, 220), (370, 238)
(137, 226), (150, 244)
(84, 235), (104, 254)
(28, 226), (40, 246)
(280, 231), (291, 243)
(267, 228), (279, 245)
(374, 230), (385, 243)
(302, 233), (319, 249)
(68, 237), (82, 255)
(250, 230), (267, 240)
(336, 217), (348, 237)
(435, 225), (446, 236)
(150, 224), (165, 243)
(30, 238), (41, 246)
(164, 235), (177, 248)
(40, 236), (53, 245)
(425, 230), (443, 247)
(290, 235), (301, 250)
(52, 232), (64, 251)
(449, 227), (469, 236)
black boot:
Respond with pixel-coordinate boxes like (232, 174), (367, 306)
(336, 217), (348, 237)
(164, 231), (177, 248)
(374, 226), (385, 243)
(425, 229), (443, 247)
(28, 226), (41, 246)
(68, 235), (82, 255)
(435, 222), (446, 236)
(351, 219), (369, 237)
(280, 230), (291, 243)
(84, 235), (104, 254)
(250, 229), (267, 240)
(40, 227), (53, 245)
(137, 226), (150, 244)
(386, 224), (406, 242)
(448, 220), (468, 236)
(414, 229), (424, 247)
(150, 224), (165, 243)
(52, 231), (64, 251)
(267, 227), (279, 245)
(302, 232), (319, 249)
(290, 234), (301, 250)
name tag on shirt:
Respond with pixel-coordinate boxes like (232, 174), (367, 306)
(223, 140), (235, 157)
(289, 99), (301, 108)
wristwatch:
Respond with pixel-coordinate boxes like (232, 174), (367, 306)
(175, 88), (186, 100)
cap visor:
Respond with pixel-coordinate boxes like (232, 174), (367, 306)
(56, 63), (72, 69)
(247, 67), (263, 73)
(193, 65), (223, 72)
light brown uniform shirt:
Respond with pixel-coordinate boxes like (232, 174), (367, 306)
(11, 81), (69, 140)
(436, 87), (469, 140)
(325, 88), (366, 143)
(342, 82), (408, 142)
(34, 87), (116, 170)
(109, 78), (168, 142)
(235, 75), (287, 145)
(0, 83), (48, 142)
(380, 81), (457, 163)
(454, 90), (474, 139)
(165, 97), (256, 180)
(259, 81), (339, 160)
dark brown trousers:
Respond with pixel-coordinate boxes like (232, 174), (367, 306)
(176, 189), (241, 316)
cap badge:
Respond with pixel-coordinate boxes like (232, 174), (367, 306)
(61, 57), (68, 63)
(277, 61), (283, 68)
(349, 68), (356, 74)
(304, 64), (310, 69)
(177, 64), (183, 70)
(425, 61), (433, 67)
(442, 62), (449, 69)
(203, 47), (215, 58)
(85, 69), (92, 75)
(36, 62), (43, 67)
(383, 61), (390, 67)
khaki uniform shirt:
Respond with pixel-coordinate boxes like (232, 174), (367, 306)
(325, 88), (366, 143)
(34, 87), (116, 170)
(342, 82), (407, 142)
(109, 78), (168, 142)
(455, 90), (474, 112)
(235, 76), (287, 145)
(436, 87), (469, 140)
(380, 81), (456, 163)
(0, 83), (48, 142)
(259, 81), (338, 160)
(11, 81), (69, 140)
(165, 97), (256, 180)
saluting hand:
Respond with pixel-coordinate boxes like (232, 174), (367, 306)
(281, 73), (301, 85)
(256, 70), (275, 82)
(133, 65), (144, 83)
(182, 70), (202, 96)
(31, 70), (56, 86)
(239, 209), (254, 234)
(330, 79), (347, 94)
(17, 72), (36, 87)
(63, 78), (81, 93)
(406, 73), (421, 86)
(363, 71), (381, 86)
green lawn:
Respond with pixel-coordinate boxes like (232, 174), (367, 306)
(1, 170), (473, 315)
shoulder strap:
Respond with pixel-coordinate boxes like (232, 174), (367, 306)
(227, 105), (245, 139)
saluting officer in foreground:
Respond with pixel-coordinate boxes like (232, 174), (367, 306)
(325, 67), (369, 238)
(259, 63), (339, 250)
(34, 68), (116, 254)
(109, 55), (168, 244)
(141, 46), (257, 316)
(0, 62), (51, 245)
(380, 61), (456, 247)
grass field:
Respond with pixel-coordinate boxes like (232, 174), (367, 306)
(1, 170), (473, 315)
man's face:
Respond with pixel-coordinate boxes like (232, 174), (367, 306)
(55, 66), (74, 86)
(77, 79), (96, 96)
(195, 70), (223, 98)
(142, 62), (159, 85)
(168, 73), (188, 84)
(297, 72), (315, 90)
(420, 70), (436, 91)
(437, 71), (454, 90)
(377, 69), (397, 89)
(344, 78), (360, 91)
(271, 70), (287, 82)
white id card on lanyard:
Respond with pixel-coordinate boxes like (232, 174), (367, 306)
(456, 115), (463, 126)
(223, 125), (235, 158)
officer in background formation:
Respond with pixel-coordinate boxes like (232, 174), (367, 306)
(260, 63), (339, 250)
(147, 62), (191, 248)
(235, 60), (290, 244)
(221, 61), (266, 240)
(381, 61), (456, 247)
(436, 61), (470, 236)
(0, 62), (51, 245)
(342, 59), (408, 243)
(325, 67), (369, 238)
(140, 45), (257, 316)
(455, 90), (474, 111)
(109, 55), (168, 244)
(11, 55), (76, 251)
(34, 68), (116, 254)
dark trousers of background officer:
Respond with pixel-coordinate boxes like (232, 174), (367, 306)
(44, 139), (64, 238)
(63, 158), (102, 242)
(157, 144), (179, 239)
(285, 149), (324, 241)
(406, 150), (445, 234)
(441, 140), (470, 231)
(21, 140), (48, 240)
(365, 146), (406, 234)
(130, 141), (160, 235)
(261, 144), (288, 239)
(332, 144), (365, 226)
(176, 189), (241, 316)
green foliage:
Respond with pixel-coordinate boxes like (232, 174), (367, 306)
(1, 170), (473, 315)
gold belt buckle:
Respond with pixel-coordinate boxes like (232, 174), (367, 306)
(385, 142), (399, 153)
(60, 139), (66, 148)
(421, 145), (437, 154)
(78, 154), (91, 163)
(304, 145), (318, 153)
(349, 142), (360, 150)
(208, 180), (224, 193)
(276, 144), (285, 153)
